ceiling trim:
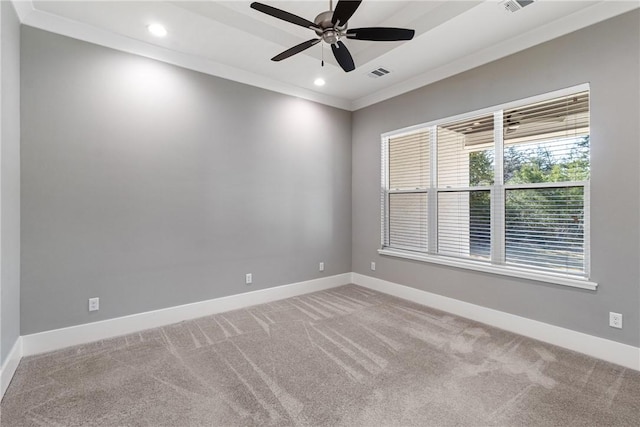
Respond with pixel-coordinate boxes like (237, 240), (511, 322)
(351, 1), (640, 111)
(11, 1), (640, 112)
(11, 0), (33, 22)
(12, 0), (352, 111)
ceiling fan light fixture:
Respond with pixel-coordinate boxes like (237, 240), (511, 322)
(147, 23), (167, 37)
(314, 78), (326, 87)
(251, 0), (414, 73)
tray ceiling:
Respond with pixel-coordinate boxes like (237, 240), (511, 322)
(13, 1), (640, 110)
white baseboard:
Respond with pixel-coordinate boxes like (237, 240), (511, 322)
(22, 273), (351, 357)
(1, 337), (23, 401)
(352, 273), (640, 371)
(14, 272), (640, 375)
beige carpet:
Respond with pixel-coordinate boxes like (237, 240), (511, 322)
(1, 284), (639, 426)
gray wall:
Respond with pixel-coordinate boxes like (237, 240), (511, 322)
(1, 0), (21, 365)
(20, 27), (352, 335)
(16, 10), (640, 349)
(352, 11), (640, 346)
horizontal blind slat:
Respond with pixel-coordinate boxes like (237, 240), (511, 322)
(388, 192), (428, 252)
(505, 186), (585, 274)
(437, 190), (491, 260)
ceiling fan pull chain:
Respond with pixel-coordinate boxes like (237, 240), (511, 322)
(322, 43), (324, 67)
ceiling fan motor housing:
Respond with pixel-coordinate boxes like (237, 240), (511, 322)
(314, 11), (347, 44)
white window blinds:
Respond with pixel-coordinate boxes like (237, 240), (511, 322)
(381, 87), (590, 279)
(503, 91), (590, 275)
(505, 187), (585, 273)
(436, 115), (494, 260)
(384, 131), (429, 252)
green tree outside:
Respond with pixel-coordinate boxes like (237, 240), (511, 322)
(468, 136), (589, 270)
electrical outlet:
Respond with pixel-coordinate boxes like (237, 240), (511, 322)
(609, 312), (622, 329)
(371, 261), (376, 271)
(319, 262), (325, 272)
(245, 273), (252, 285)
(88, 297), (99, 312)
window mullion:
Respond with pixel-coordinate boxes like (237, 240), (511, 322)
(428, 126), (438, 254)
(491, 111), (505, 265)
(381, 136), (389, 248)
(584, 182), (591, 277)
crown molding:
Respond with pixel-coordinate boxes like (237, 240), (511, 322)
(12, 0), (352, 111)
(10, 1), (640, 112)
(11, 0), (33, 22)
(351, 1), (640, 110)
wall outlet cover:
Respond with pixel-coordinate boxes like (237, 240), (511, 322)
(609, 312), (622, 329)
(88, 297), (99, 312)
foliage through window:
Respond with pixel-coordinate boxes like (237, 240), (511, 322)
(382, 87), (590, 278)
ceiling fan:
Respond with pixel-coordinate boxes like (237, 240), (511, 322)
(504, 110), (570, 135)
(250, 0), (415, 72)
(504, 94), (588, 135)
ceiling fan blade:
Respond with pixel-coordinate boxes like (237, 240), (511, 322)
(332, 0), (362, 26)
(346, 27), (415, 41)
(271, 39), (321, 62)
(331, 41), (355, 72)
(250, 2), (318, 30)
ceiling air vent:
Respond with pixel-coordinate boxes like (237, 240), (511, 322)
(501, 0), (534, 13)
(367, 67), (391, 78)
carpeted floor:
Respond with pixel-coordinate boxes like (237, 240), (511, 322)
(1, 284), (639, 426)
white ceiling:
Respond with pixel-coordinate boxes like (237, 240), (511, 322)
(12, 0), (640, 110)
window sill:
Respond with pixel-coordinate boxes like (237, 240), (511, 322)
(378, 248), (598, 291)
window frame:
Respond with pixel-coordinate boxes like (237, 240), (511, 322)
(379, 84), (597, 291)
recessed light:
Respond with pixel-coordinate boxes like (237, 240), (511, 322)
(148, 23), (167, 37)
(314, 78), (325, 87)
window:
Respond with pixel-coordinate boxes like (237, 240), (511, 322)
(381, 85), (593, 288)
